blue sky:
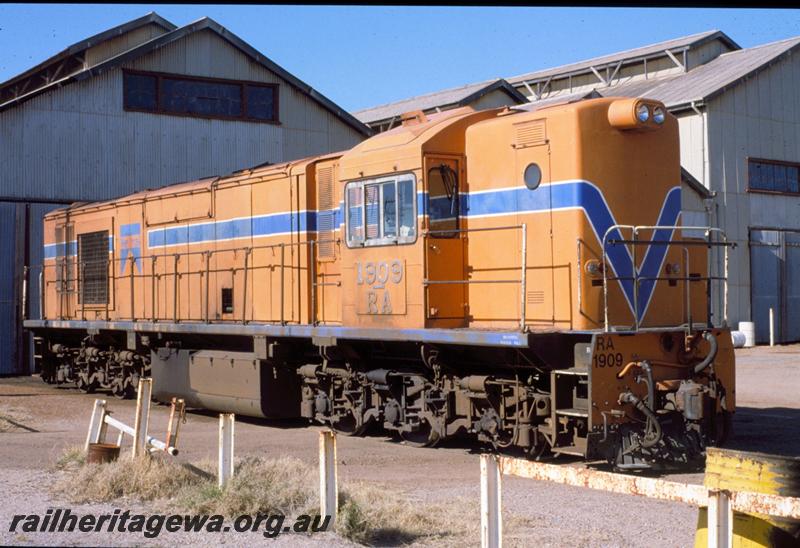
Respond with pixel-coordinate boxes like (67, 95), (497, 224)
(1, 5), (799, 112)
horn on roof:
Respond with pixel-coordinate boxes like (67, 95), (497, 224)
(400, 110), (428, 127)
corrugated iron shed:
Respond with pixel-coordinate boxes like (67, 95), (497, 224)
(0, 12), (373, 375)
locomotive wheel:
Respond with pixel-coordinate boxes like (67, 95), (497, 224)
(112, 380), (134, 400)
(76, 375), (97, 394)
(331, 413), (371, 437)
(399, 419), (440, 448)
(40, 367), (56, 385)
(707, 409), (732, 447)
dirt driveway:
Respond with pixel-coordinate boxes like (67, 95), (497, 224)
(1, 345), (798, 546)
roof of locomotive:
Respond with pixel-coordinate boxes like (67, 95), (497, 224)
(343, 106), (490, 153)
(467, 95), (668, 133)
(44, 151), (343, 219)
(338, 106), (506, 180)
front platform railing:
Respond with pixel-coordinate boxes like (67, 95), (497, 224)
(601, 225), (736, 333)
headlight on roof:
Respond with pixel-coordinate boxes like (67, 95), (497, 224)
(608, 98), (666, 130)
(636, 104), (650, 123)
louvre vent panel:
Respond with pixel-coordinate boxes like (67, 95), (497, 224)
(317, 166), (335, 259)
(527, 290), (545, 305)
(78, 230), (109, 305)
(318, 167), (334, 210)
(514, 120), (547, 148)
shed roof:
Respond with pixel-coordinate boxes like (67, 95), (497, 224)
(0, 12), (175, 94)
(517, 35), (800, 111)
(506, 30), (740, 85)
(0, 13), (371, 136)
(353, 78), (527, 124)
(621, 35), (800, 109)
(681, 167), (715, 199)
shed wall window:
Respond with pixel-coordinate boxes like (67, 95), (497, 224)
(78, 231), (109, 305)
(345, 174), (416, 248)
(245, 85), (276, 121)
(125, 73), (157, 110)
(748, 158), (800, 194)
(160, 77), (241, 118)
(123, 70), (278, 123)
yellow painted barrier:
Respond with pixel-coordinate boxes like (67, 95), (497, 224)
(695, 447), (800, 547)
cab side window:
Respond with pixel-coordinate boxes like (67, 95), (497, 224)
(346, 174), (416, 247)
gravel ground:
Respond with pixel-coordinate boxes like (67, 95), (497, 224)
(1, 344), (798, 546)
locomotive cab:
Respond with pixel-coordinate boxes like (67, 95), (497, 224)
(336, 107), (498, 330)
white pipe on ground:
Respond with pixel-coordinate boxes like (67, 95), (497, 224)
(104, 414), (177, 455)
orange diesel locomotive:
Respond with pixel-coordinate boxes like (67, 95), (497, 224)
(26, 97), (735, 469)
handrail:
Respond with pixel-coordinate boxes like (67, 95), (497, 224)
(36, 225), (533, 329)
(423, 223), (528, 331)
(601, 224), (733, 333)
(31, 236), (341, 325)
(425, 224), (523, 236)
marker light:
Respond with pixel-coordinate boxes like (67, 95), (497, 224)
(636, 104), (650, 123)
(653, 106), (666, 124)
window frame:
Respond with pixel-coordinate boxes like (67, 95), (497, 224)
(345, 173), (417, 248)
(426, 163), (461, 238)
(746, 157), (800, 196)
(122, 69), (280, 124)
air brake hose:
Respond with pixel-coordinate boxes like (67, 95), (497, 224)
(615, 360), (655, 413)
(639, 361), (655, 416)
(619, 391), (663, 448)
(693, 331), (718, 374)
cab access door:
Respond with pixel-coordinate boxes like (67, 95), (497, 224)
(424, 156), (467, 327)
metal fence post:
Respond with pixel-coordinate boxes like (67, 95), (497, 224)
(319, 430), (338, 521)
(481, 454), (502, 548)
(707, 489), (732, 548)
(769, 307), (775, 347)
(218, 413), (235, 488)
(132, 378), (152, 458)
(84, 399), (107, 451)
(22, 265), (28, 321)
